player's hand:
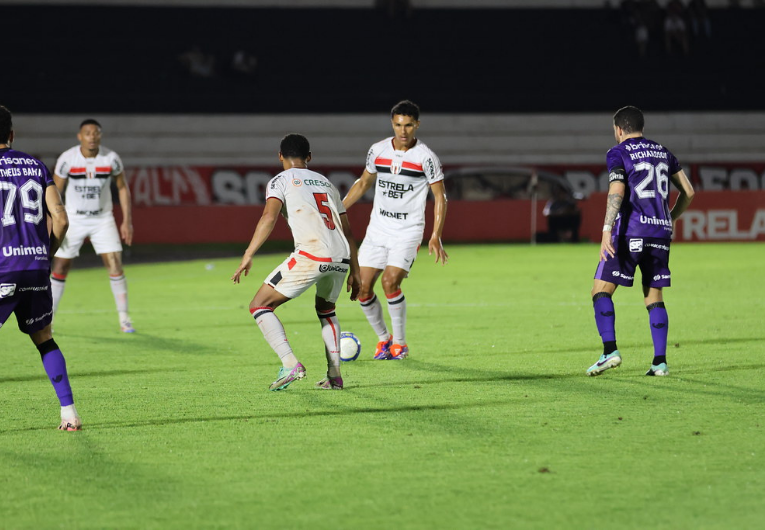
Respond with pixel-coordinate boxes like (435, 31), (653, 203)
(347, 268), (361, 301)
(600, 231), (615, 261)
(231, 257), (252, 284)
(428, 236), (448, 265)
(121, 221), (134, 246)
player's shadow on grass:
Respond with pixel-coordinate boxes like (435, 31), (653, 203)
(0, 368), (172, 384)
(63, 331), (213, 355)
(9, 400), (519, 433)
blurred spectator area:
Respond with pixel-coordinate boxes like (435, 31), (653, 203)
(3, 4), (765, 113)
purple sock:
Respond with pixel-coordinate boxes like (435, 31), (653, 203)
(593, 293), (616, 343)
(38, 341), (74, 407)
(648, 302), (669, 358)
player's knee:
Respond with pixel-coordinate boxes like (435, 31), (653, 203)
(592, 291), (612, 303)
(380, 276), (401, 294)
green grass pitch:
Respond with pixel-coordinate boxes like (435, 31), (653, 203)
(1, 243), (763, 529)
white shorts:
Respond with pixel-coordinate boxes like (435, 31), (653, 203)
(358, 228), (420, 272)
(55, 214), (122, 259)
(264, 251), (350, 302)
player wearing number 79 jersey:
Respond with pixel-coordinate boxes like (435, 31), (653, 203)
(587, 106), (695, 378)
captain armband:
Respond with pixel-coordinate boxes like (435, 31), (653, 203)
(608, 168), (626, 183)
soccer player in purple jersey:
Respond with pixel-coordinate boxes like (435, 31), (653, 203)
(0, 106), (82, 430)
(587, 106), (695, 377)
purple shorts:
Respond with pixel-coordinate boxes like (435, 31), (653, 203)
(594, 237), (672, 288)
(0, 270), (53, 334)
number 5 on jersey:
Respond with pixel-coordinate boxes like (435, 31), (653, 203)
(313, 192), (336, 230)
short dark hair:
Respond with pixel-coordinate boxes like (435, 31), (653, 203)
(0, 105), (12, 144)
(391, 100), (420, 120)
(79, 118), (102, 130)
(613, 106), (644, 134)
(280, 133), (310, 159)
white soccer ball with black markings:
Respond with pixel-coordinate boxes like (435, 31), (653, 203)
(339, 332), (361, 362)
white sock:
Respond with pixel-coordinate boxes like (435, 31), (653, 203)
(318, 309), (341, 378)
(110, 274), (129, 313)
(252, 307), (298, 368)
(386, 290), (407, 345)
(61, 403), (79, 420)
(359, 294), (389, 342)
(51, 274), (66, 315)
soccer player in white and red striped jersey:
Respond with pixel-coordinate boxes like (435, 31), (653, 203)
(50, 119), (135, 333)
(232, 134), (361, 391)
(343, 100), (448, 360)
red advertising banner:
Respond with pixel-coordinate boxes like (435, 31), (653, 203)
(122, 164), (765, 244)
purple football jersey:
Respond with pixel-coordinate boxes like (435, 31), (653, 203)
(0, 148), (55, 273)
(606, 137), (682, 239)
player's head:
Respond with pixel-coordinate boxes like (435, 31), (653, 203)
(390, 100), (420, 148)
(391, 100), (420, 121)
(77, 118), (103, 153)
(0, 105), (13, 145)
(279, 133), (311, 166)
(613, 106), (644, 139)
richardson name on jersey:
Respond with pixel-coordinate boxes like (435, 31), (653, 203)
(629, 150), (668, 161)
(2, 245), (48, 257)
(379, 208), (409, 220)
(378, 180), (414, 199)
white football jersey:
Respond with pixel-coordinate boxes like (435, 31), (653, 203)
(364, 137), (444, 240)
(266, 168), (350, 262)
(54, 146), (123, 217)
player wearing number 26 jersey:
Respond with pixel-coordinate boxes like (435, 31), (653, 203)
(232, 134), (361, 392)
(588, 106), (695, 379)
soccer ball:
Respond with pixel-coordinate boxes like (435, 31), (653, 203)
(339, 332), (361, 362)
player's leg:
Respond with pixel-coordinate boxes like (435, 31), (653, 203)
(313, 268), (349, 389)
(640, 241), (672, 376)
(50, 220), (86, 321)
(643, 286), (669, 376)
(381, 265), (410, 359)
(358, 266), (392, 358)
(357, 239), (393, 358)
(315, 296), (343, 389)
(101, 251), (133, 333)
(91, 215), (132, 332)
(29, 326), (81, 431)
(253, 254), (320, 391)
(50, 257), (73, 317)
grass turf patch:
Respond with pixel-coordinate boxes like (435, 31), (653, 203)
(1, 243), (763, 529)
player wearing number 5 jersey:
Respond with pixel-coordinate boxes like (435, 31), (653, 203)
(343, 100), (448, 360)
(232, 134), (361, 391)
(587, 106), (695, 378)
(0, 105), (82, 430)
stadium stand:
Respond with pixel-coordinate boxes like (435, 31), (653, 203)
(4, 5), (765, 114)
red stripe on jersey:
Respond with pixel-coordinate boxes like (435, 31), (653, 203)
(374, 157), (392, 166)
(96, 166), (112, 172)
(69, 167), (86, 174)
(288, 258), (297, 270)
(402, 161), (423, 171)
(298, 250), (332, 262)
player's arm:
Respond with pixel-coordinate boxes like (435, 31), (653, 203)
(45, 184), (69, 257)
(53, 174), (67, 195)
(231, 198), (282, 284)
(668, 169), (695, 228)
(428, 180), (449, 265)
(342, 169), (376, 209)
(113, 172), (134, 246)
(339, 213), (361, 301)
(600, 180), (626, 261)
